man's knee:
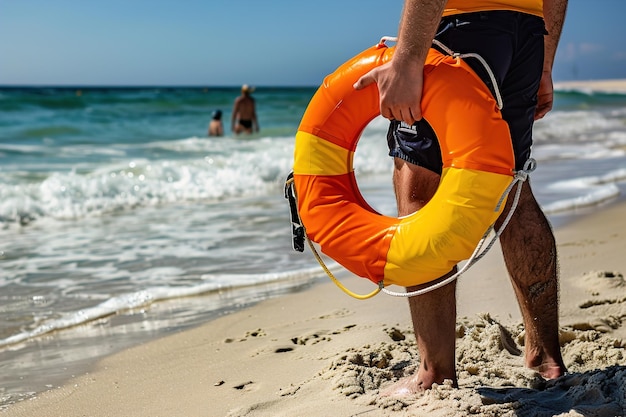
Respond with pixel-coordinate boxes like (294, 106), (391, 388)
(393, 160), (440, 212)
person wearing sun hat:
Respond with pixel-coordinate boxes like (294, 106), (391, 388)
(231, 84), (259, 134)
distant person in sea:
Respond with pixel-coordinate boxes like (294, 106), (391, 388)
(231, 84), (259, 135)
(208, 109), (224, 137)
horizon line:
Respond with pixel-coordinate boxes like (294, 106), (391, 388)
(0, 84), (319, 89)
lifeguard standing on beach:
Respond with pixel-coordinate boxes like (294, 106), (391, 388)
(356, 0), (569, 393)
(289, 0), (569, 395)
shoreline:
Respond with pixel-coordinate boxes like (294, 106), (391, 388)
(554, 78), (626, 93)
(4, 198), (626, 416)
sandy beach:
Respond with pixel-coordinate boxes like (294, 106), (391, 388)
(3, 197), (625, 417)
(554, 78), (626, 94)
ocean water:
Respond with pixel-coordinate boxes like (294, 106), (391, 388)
(1, 83), (626, 407)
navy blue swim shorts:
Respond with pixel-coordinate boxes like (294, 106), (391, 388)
(388, 10), (547, 173)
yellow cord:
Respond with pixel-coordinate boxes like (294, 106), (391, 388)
(305, 236), (382, 300)
(287, 175), (381, 300)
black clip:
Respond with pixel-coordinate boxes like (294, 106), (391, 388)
(284, 172), (305, 252)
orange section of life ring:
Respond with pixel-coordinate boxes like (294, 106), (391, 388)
(292, 42), (515, 288)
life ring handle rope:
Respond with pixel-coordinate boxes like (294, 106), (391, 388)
(432, 39), (504, 110)
(379, 37), (504, 110)
(378, 36), (398, 45)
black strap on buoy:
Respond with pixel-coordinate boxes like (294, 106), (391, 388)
(284, 172), (305, 252)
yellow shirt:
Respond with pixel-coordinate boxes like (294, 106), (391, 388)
(443, 0), (543, 17)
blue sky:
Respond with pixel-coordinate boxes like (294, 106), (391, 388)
(1, 0), (624, 86)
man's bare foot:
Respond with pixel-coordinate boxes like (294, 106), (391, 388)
(380, 375), (425, 397)
(526, 349), (567, 379)
(529, 360), (566, 380)
(380, 371), (458, 396)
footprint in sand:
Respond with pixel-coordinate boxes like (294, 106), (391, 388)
(385, 327), (407, 342)
(318, 308), (354, 319)
(291, 325), (358, 346)
(274, 346), (294, 353)
(574, 270), (626, 310)
(233, 381), (255, 391)
(291, 330), (331, 346)
(575, 270), (624, 291)
(569, 316), (621, 333)
(224, 328), (267, 343)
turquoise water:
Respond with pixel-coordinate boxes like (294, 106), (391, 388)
(1, 84), (626, 406)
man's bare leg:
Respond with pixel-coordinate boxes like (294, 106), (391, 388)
(496, 181), (566, 379)
(383, 162), (566, 396)
(383, 159), (458, 395)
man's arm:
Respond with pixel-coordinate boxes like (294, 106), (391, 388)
(354, 0), (446, 124)
(535, 0), (568, 119)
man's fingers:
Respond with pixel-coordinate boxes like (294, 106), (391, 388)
(353, 73), (375, 90)
(353, 65), (422, 124)
(396, 108), (408, 124)
(408, 107), (420, 124)
(534, 99), (553, 120)
(381, 105), (420, 124)
(396, 107), (420, 125)
(381, 107), (394, 120)
(534, 105), (548, 120)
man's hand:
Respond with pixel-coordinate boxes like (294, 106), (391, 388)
(535, 70), (554, 120)
(352, 0), (444, 125)
(353, 59), (425, 125)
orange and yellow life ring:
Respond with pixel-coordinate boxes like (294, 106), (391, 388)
(291, 41), (515, 289)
